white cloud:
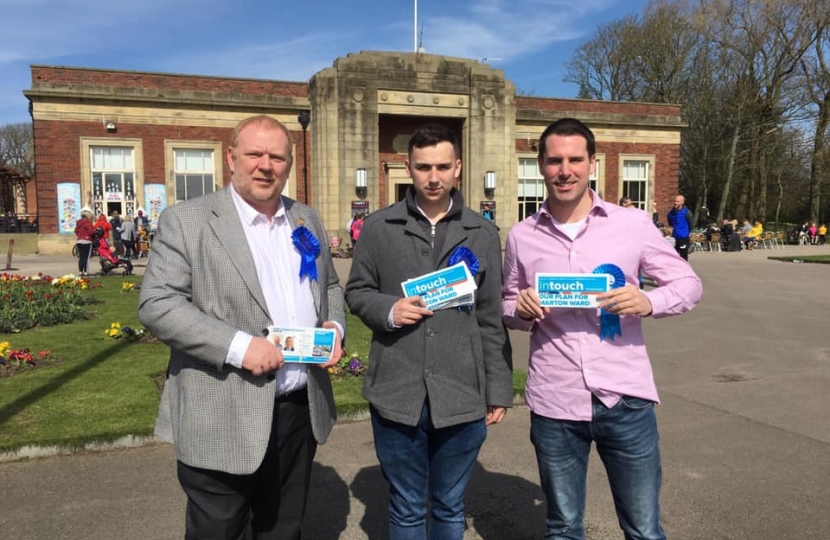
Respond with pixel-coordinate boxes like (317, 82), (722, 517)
(0, 0), (640, 124)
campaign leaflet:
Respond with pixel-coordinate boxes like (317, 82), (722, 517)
(535, 273), (611, 308)
(265, 326), (336, 364)
(401, 263), (478, 311)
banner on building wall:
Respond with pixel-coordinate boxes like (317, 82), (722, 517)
(351, 200), (370, 215)
(57, 182), (82, 235)
(143, 184), (167, 231)
(480, 201), (496, 223)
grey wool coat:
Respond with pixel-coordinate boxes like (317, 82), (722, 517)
(138, 187), (345, 475)
(345, 189), (513, 428)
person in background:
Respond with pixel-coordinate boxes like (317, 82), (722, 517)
(94, 213), (112, 244)
(619, 196), (632, 208)
(110, 211), (123, 255)
(720, 219), (735, 250)
(120, 216), (136, 259)
(809, 222), (818, 245)
(349, 212), (365, 246)
(74, 210), (95, 276)
(818, 223), (827, 245)
(139, 115), (345, 540)
(697, 203), (710, 229)
(745, 221), (764, 249)
(134, 209), (150, 231)
(667, 195), (693, 260)
(502, 117), (703, 540)
(345, 123), (513, 539)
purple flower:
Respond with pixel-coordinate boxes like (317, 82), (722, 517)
(348, 358), (364, 375)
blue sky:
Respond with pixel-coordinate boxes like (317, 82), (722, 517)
(0, 0), (648, 126)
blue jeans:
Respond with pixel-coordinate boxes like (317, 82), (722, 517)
(370, 403), (486, 540)
(530, 396), (666, 540)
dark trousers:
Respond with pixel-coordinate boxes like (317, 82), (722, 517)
(122, 239), (136, 259)
(176, 390), (317, 540)
(76, 242), (92, 273)
(674, 237), (690, 260)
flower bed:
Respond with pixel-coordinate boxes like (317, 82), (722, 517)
(328, 351), (368, 380)
(0, 273), (100, 333)
(0, 341), (57, 378)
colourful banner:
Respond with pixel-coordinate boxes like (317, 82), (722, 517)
(143, 184), (167, 231)
(56, 182), (82, 235)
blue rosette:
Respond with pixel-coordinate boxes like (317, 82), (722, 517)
(448, 246), (478, 312)
(448, 246), (479, 276)
(593, 263), (625, 341)
(292, 226), (321, 282)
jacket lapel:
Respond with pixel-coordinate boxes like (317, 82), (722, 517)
(208, 189), (270, 317)
(436, 219), (470, 266)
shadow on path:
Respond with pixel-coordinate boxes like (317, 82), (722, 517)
(349, 461), (546, 539)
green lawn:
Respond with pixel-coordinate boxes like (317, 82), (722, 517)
(769, 254), (830, 264)
(0, 276), (526, 454)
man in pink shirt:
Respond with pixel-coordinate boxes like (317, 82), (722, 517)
(502, 118), (703, 539)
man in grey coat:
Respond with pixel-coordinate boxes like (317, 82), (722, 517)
(345, 123), (513, 539)
(139, 115), (344, 540)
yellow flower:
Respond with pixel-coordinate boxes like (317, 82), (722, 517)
(0, 341), (11, 357)
(105, 322), (122, 338)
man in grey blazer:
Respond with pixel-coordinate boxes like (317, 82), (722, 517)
(139, 115), (344, 540)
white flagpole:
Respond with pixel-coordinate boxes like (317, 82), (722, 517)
(414, 0), (418, 52)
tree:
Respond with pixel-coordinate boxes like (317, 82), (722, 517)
(564, 16), (642, 101)
(0, 122), (34, 178)
(798, 0), (830, 223)
(698, 0), (819, 222)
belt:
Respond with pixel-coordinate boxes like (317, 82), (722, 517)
(276, 387), (309, 404)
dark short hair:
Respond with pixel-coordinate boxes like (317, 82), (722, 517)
(408, 123), (460, 159)
(538, 118), (596, 160)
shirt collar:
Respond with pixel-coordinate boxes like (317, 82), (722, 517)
(230, 184), (285, 226)
(538, 189), (608, 223)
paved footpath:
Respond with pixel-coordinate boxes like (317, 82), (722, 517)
(1, 245), (829, 539)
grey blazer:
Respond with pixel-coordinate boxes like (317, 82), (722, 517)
(138, 187), (344, 475)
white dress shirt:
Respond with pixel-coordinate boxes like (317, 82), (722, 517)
(225, 185), (318, 395)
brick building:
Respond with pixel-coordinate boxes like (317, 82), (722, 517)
(24, 51), (684, 254)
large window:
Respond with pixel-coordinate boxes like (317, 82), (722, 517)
(90, 146), (136, 218)
(589, 156), (602, 194)
(518, 158), (545, 221)
(622, 159), (650, 210)
(174, 149), (215, 203)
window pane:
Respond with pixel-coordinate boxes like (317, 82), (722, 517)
(92, 147), (133, 171)
(175, 174), (186, 201)
(176, 149), (213, 173)
(175, 152), (186, 171)
(186, 175), (203, 199)
(203, 175), (215, 194)
(623, 160), (647, 180)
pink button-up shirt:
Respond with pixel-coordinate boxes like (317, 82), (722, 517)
(502, 195), (703, 421)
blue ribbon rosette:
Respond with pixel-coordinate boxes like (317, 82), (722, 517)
(448, 246), (479, 277)
(593, 263), (625, 341)
(292, 226), (321, 282)
(448, 246), (478, 312)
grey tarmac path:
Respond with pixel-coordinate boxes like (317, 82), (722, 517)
(1, 244), (829, 539)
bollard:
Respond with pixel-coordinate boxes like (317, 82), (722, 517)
(5, 238), (14, 270)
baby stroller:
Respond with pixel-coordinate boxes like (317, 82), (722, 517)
(96, 232), (133, 275)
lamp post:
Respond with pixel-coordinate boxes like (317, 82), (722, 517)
(484, 170), (496, 199)
(297, 110), (310, 204)
(355, 168), (368, 198)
